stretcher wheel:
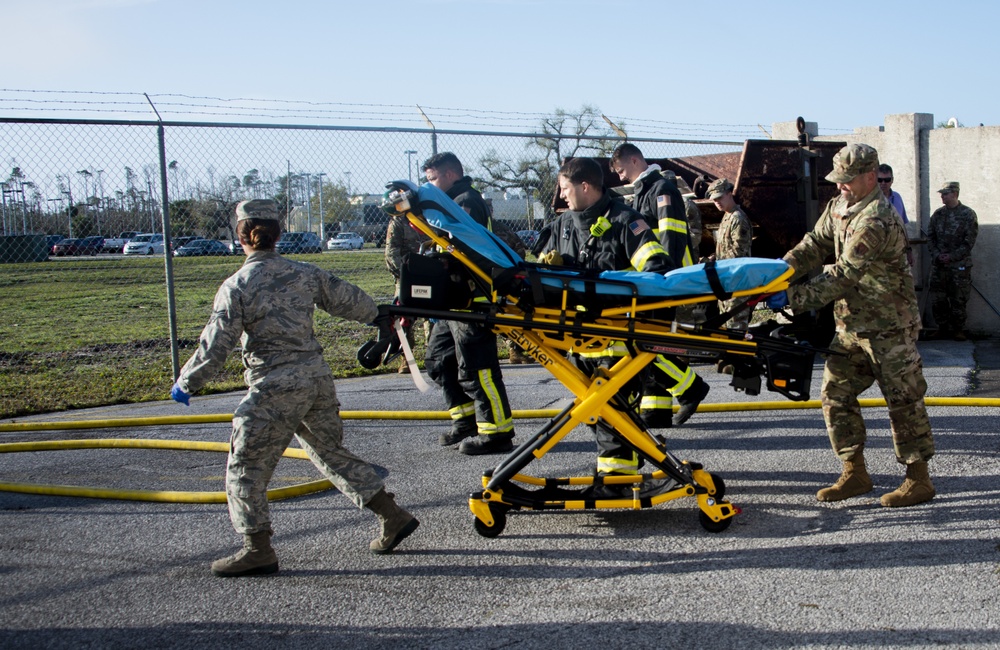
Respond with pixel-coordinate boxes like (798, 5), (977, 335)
(698, 510), (734, 533)
(473, 507), (507, 538)
(709, 473), (726, 501)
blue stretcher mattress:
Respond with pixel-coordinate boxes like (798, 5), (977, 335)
(406, 181), (789, 300)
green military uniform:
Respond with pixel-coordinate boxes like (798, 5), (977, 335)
(716, 204), (753, 330)
(783, 183), (934, 466)
(927, 191), (978, 336)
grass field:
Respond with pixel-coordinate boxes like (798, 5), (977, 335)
(0, 251), (422, 419)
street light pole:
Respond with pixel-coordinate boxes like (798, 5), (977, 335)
(302, 173), (313, 232)
(1, 183), (9, 236)
(315, 172), (327, 243)
(404, 150), (417, 182)
(343, 171), (351, 197)
(95, 169), (105, 236)
(62, 191), (72, 238)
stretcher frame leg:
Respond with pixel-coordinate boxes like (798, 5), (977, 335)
(468, 329), (739, 537)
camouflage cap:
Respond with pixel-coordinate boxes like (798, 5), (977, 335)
(236, 199), (279, 222)
(706, 178), (734, 200)
(938, 181), (960, 194)
(825, 143), (879, 183)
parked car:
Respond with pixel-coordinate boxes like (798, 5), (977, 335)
(123, 233), (166, 256)
(173, 239), (232, 257)
(171, 235), (200, 250)
(327, 232), (365, 250)
(275, 231), (324, 255)
(516, 230), (540, 249)
(229, 239), (244, 255)
(52, 236), (104, 256)
(101, 231), (139, 253)
(46, 235), (65, 254)
(52, 238), (82, 256)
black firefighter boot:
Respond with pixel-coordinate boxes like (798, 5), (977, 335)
(674, 375), (710, 426)
(439, 417), (477, 446)
(366, 489), (420, 555)
(211, 530), (279, 577)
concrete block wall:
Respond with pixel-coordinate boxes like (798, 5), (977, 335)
(773, 114), (1000, 336)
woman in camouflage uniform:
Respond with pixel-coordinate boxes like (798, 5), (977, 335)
(172, 199), (418, 577)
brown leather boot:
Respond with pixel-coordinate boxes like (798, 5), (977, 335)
(816, 451), (873, 502)
(880, 461), (935, 507)
(211, 530), (279, 577)
(366, 489), (419, 555)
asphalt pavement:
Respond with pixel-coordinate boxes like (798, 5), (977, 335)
(1, 339), (999, 649)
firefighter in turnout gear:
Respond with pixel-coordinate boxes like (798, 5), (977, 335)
(609, 143), (710, 428)
(420, 153), (517, 455)
(536, 157), (683, 498)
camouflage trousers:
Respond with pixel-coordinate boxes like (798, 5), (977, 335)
(227, 371), (384, 535)
(821, 326), (934, 464)
(719, 296), (750, 331)
(929, 263), (973, 332)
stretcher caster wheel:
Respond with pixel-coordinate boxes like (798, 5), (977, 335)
(473, 506), (508, 538)
(709, 473), (726, 501)
(698, 510), (734, 533)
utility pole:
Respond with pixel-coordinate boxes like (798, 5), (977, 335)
(316, 172), (327, 243)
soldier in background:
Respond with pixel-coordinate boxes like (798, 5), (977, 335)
(706, 178), (753, 334)
(171, 199), (418, 577)
(927, 181), (978, 341)
(767, 144), (935, 508)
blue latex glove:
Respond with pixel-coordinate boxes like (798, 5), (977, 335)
(765, 291), (789, 310)
(171, 383), (190, 406)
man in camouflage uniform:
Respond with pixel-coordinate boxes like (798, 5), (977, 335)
(770, 143), (935, 508)
(385, 212), (430, 372)
(928, 181), (978, 341)
(172, 199), (418, 577)
(707, 178), (753, 332)
(608, 143), (710, 428)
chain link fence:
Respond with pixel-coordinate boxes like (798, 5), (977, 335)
(0, 117), (740, 418)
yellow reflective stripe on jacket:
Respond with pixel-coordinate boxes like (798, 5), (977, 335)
(631, 240), (665, 271)
(657, 217), (695, 267)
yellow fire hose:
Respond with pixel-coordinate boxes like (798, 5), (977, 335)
(1, 398), (996, 503)
(0, 438), (332, 503)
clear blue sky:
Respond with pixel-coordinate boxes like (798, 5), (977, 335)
(2, 0), (997, 137)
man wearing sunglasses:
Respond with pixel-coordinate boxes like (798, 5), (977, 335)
(877, 164), (908, 223)
(927, 181), (979, 341)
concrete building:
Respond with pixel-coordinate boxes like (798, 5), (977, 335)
(773, 114), (1000, 336)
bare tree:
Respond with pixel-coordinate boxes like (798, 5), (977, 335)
(478, 105), (621, 216)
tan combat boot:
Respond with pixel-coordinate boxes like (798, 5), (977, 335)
(211, 530), (279, 577)
(880, 461), (936, 507)
(366, 489), (419, 555)
(816, 451), (873, 502)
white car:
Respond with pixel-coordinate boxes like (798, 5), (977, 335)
(327, 232), (365, 250)
(123, 233), (166, 255)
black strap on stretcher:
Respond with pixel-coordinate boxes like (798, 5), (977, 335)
(703, 259), (733, 301)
